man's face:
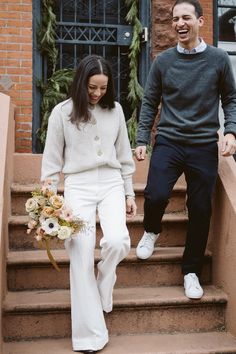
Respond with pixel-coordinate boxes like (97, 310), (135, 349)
(172, 2), (204, 49)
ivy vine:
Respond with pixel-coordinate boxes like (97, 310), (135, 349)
(37, 69), (74, 144)
(125, 0), (144, 148)
(37, 0), (144, 147)
(36, 0), (73, 145)
(37, 0), (58, 76)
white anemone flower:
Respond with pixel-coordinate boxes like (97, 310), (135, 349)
(41, 217), (59, 236)
(57, 226), (73, 240)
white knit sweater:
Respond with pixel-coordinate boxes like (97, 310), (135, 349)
(41, 99), (135, 196)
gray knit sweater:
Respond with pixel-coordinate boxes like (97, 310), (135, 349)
(137, 45), (236, 146)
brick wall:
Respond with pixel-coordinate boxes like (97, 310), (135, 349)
(0, 0), (32, 153)
(152, 0), (214, 57)
(0, 0), (214, 153)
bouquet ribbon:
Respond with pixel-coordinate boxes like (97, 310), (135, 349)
(44, 237), (61, 272)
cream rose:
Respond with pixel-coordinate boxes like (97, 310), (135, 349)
(41, 206), (54, 217)
(57, 226), (73, 240)
(34, 195), (46, 207)
(49, 195), (64, 209)
(25, 198), (39, 213)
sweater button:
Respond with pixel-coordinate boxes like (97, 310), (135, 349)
(94, 136), (99, 141)
(97, 150), (103, 156)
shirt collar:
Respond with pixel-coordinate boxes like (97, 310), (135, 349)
(177, 38), (207, 54)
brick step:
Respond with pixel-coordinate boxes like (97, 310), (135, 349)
(7, 247), (211, 290)
(4, 331), (236, 354)
(11, 182), (187, 215)
(3, 286), (227, 341)
(9, 212), (188, 250)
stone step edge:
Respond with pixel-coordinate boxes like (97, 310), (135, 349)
(7, 247), (211, 267)
(4, 331), (236, 354)
(11, 182), (187, 194)
(3, 285), (227, 314)
(9, 212), (188, 226)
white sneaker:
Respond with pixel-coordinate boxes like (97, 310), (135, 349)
(136, 231), (159, 259)
(184, 273), (204, 299)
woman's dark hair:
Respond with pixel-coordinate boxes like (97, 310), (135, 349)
(172, 0), (203, 18)
(69, 55), (115, 126)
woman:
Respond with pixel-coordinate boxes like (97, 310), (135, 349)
(41, 55), (137, 353)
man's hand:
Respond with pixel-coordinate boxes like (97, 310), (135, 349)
(134, 145), (147, 161)
(221, 133), (236, 156)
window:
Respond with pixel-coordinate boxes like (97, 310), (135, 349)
(217, 0), (236, 53)
(215, 1), (236, 161)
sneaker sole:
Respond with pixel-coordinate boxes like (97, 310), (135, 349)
(136, 251), (153, 260)
(184, 292), (204, 300)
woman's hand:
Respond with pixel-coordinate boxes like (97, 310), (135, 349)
(126, 197), (137, 218)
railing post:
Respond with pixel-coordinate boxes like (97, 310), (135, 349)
(0, 93), (15, 352)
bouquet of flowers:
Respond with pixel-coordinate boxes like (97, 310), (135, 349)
(25, 179), (85, 271)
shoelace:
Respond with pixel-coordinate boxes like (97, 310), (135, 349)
(185, 274), (201, 289)
(140, 234), (156, 249)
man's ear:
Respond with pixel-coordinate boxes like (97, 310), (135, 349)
(198, 16), (205, 27)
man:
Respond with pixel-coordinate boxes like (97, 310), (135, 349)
(135, 0), (236, 299)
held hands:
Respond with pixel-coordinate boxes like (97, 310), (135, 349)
(221, 133), (236, 156)
(126, 197), (137, 218)
(134, 145), (147, 161)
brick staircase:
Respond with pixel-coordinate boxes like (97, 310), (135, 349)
(3, 162), (236, 354)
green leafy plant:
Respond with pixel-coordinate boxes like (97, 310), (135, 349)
(36, 0), (75, 145)
(37, 0), (58, 76)
(37, 69), (74, 144)
(125, 0), (144, 148)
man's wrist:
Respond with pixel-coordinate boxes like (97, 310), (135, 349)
(225, 132), (236, 139)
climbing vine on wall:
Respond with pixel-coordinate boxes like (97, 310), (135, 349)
(36, 0), (74, 145)
(37, 0), (144, 147)
(125, 0), (144, 148)
(37, 0), (58, 76)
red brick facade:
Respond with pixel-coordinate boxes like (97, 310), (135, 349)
(0, 0), (213, 153)
(0, 0), (32, 152)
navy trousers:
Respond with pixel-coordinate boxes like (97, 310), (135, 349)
(144, 135), (218, 276)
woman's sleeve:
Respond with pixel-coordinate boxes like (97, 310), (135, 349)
(41, 106), (65, 190)
(115, 103), (135, 197)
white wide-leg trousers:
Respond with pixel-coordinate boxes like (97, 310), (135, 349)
(64, 167), (130, 351)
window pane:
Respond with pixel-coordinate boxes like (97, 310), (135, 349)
(218, 1), (236, 42)
(54, 0), (127, 24)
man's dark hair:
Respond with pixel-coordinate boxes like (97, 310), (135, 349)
(172, 0), (203, 18)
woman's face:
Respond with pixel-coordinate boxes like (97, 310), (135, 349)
(88, 74), (108, 105)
